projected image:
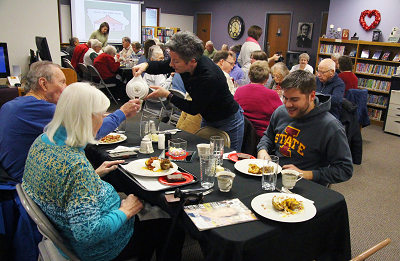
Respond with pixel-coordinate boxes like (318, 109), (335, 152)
(87, 9), (129, 32)
(71, 0), (141, 44)
(0, 47), (6, 73)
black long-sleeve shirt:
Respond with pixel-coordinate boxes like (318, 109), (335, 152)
(146, 56), (239, 122)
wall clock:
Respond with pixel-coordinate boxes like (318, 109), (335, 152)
(228, 16), (245, 40)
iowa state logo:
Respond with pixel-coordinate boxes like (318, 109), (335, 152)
(275, 126), (305, 157)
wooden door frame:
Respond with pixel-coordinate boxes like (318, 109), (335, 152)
(194, 12), (212, 40)
(264, 11), (293, 55)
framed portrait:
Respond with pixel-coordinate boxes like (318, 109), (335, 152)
(297, 22), (313, 48)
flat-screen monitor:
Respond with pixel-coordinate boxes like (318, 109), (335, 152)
(35, 36), (52, 62)
(286, 51), (304, 70)
(0, 42), (11, 78)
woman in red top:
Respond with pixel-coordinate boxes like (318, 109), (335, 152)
(234, 61), (282, 137)
(338, 55), (358, 97)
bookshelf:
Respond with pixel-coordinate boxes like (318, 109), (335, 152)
(156, 27), (180, 43)
(317, 38), (400, 126)
(142, 26), (180, 44)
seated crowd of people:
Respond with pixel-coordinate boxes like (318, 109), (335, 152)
(0, 28), (360, 260)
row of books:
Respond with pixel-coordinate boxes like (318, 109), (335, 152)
(358, 78), (391, 92)
(356, 63), (397, 76)
(142, 28), (155, 36)
(361, 49), (400, 61)
(367, 94), (389, 107)
(157, 29), (175, 36)
(368, 108), (383, 121)
(156, 35), (173, 43)
(319, 44), (345, 55)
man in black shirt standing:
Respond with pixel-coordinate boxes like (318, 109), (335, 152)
(132, 31), (244, 151)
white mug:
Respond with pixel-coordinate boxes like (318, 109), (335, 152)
(216, 171), (236, 192)
(281, 170), (303, 189)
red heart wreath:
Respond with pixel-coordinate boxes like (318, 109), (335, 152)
(359, 10), (381, 31)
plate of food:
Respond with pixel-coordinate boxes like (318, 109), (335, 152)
(251, 193), (316, 223)
(98, 133), (127, 144)
(158, 172), (194, 185)
(228, 153), (256, 162)
(122, 157), (178, 177)
(234, 159), (282, 176)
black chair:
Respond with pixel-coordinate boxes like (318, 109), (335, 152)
(0, 87), (19, 109)
(86, 65), (118, 105)
(62, 58), (81, 81)
(78, 63), (91, 81)
(165, 89), (186, 126)
(241, 116), (260, 156)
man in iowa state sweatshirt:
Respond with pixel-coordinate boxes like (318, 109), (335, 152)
(257, 70), (353, 186)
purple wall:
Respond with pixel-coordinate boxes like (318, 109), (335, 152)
(141, 0), (195, 16)
(328, 0), (400, 42)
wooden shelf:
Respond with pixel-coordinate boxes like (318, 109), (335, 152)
(367, 103), (387, 109)
(358, 87), (389, 94)
(357, 58), (400, 64)
(355, 72), (392, 79)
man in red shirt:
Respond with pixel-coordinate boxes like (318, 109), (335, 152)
(71, 40), (90, 70)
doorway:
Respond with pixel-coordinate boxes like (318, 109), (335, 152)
(320, 12), (329, 37)
(265, 13), (292, 68)
(196, 13), (211, 46)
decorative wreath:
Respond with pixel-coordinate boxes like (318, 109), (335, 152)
(359, 10), (381, 31)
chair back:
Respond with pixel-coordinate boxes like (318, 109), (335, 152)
(16, 184), (81, 261)
(0, 87), (19, 109)
(62, 58), (75, 71)
(78, 63), (91, 81)
(86, 64), (102, 81)
(60, 68), (77, 86)
(195, 126), (231, 148)
(166, 89), (186, 126)
(241, 116), (260, 157)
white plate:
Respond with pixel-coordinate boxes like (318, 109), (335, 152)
(251, 193), (316, 223)
(122, 158), (178, 177)
(98, 133), (127, 144)
(234, 159), (282, 176)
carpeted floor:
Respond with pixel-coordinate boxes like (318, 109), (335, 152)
(115, 104), (398, 260)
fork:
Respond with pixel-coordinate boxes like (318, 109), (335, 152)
(276, 186), (314, 204)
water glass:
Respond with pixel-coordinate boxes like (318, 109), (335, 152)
(117, 120), (126, 134)
(210, 136), (224, 167)
(200, 154), (217, 189)
(261, 155), (279, 191)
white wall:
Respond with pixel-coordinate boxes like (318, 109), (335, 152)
(0, 0), (61, 77)
(142, 12), (193, 32)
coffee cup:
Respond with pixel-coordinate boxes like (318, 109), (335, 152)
(281, 170), (303, 189)
(196, 143), (211, 158)
(216, 170), (235, 192)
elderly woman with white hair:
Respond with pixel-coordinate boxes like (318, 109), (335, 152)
(331, 52), (341, 74)
(143, 45), (172, 88)
(22, 83), (176, 261)
(269, 62), (290, 99)
(289, 53), (313, 73)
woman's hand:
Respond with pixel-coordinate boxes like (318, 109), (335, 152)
(145, 86), (170, 100)
(119, 99), (141, 118)
(119, 194), (144, 220)
(132, 62), (148, 77)
(95, 160), (124, 178)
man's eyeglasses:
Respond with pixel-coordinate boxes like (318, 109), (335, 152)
(224, 60), (235, 66)
(317, 69), (332, 75)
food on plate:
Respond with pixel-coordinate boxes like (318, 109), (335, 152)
(237, 153), (252, 160)
(248, 164), (274, 174)
(151, 133), (158, 141)
(100, 134), (123, 143)
(145, 157), (173, 172)
(166, 174), (186, 183)
(169, 147), (186, 157)
(271, 196), (304, 215)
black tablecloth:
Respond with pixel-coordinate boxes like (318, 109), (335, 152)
(85, 122), (351, 261)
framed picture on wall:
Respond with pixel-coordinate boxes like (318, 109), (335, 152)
(297, 22), (313, 48)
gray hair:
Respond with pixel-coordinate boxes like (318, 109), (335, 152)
(165, 31), (204, 63)
(24, 61), (60, 93)
(103, 45), (117, 55)
(299, 53), (310, 61)
(249, 61), (270, 83)
(122, 37), (131, 43)
(90, 39), (102, 49)
(331, 52), (341, 60)
(206, 41), (213, 46)
(149, 45), (164, 60)
(132, 41), (141, 50)
(271, 62), (290, 77)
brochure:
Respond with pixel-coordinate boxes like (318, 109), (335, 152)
(349, 49), (357, 57)
(361, 49), (370, 59)
(393, 52), (400, 62)
(372, 50), (382, 60)
(381, 51), (391, 61)
(184, 198), (257, 231)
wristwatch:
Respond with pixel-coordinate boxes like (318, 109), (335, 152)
(167, 92), (173, 101)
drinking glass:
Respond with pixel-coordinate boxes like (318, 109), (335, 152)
(210, 136), (224, 166)
(261, 155), (279, 191)
(200, 154), (217, 189)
